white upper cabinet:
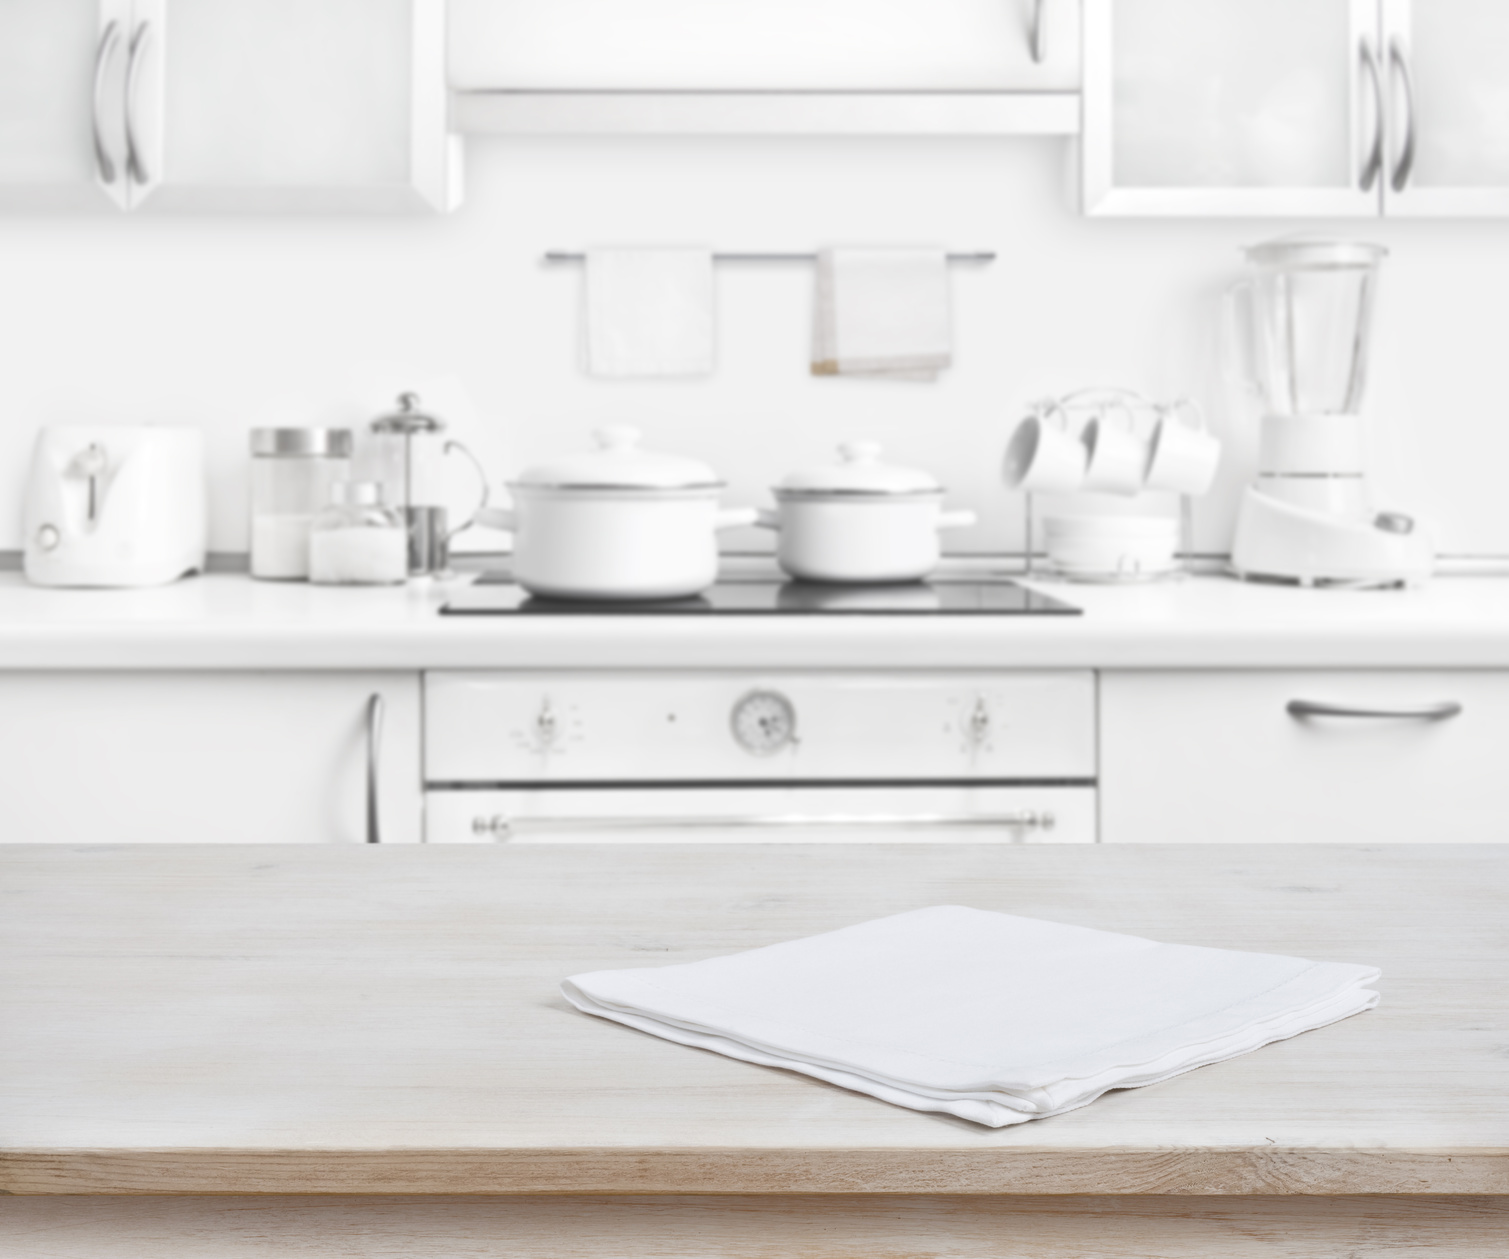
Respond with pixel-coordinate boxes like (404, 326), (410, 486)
(450, 0), (1082, 135)
(0, 0), (453, 214)
(1085, 0), (1509, 217)
(0, 1), (120, 209)
(1383, 0), (1509, 216)
(1083, 0), (1377, 216)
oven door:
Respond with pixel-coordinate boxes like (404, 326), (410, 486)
(426, 785), (1096, 843)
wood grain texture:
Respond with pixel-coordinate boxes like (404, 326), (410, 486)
(3, 1195), (1508, 1257)
(2, 844), (1507, 1196)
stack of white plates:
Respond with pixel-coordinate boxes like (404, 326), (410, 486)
(1043, 515), (1180, 581)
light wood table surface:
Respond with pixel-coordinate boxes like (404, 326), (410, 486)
(1, 842), (1506, 1256)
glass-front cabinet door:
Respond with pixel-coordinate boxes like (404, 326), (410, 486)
(1082, 0), (1381, 216)
(1383, 0), (1509, 216)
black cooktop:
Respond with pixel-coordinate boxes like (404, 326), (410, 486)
(441, 573), (1079, 616)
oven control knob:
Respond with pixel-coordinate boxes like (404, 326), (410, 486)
(731, 689), (798, 756)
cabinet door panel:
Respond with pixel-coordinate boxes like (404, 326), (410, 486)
(0, 673), (421, 844)
(133, 0), (450, 212)
(1101, 671), (1509, 843)
(0, 0), (123, 210)
(1384, 0), (1509, 215)
(450, 0), (1080, 92)
(1083, 0), (1380, 216)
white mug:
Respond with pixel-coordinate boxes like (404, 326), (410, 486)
(1080, 404), (1146, 497)
(1003, 405), (1085, 493)
(1144, 401), (1221, 496)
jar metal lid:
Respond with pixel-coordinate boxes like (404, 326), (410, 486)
(250, 428), (354, 458)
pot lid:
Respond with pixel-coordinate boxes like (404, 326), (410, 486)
(515, 426), (721, 490)
(777, 441), (940, 495)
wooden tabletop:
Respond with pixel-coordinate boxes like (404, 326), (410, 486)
(2, 843), (1506, 1196)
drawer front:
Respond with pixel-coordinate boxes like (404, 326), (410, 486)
(1102, 670), (1507, 843)
(425, 671), (1096, 784)
(427, 785), (1097, 844)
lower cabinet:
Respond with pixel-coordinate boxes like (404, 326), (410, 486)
(1101, 671), (1509, 843)
(0, 672), (421, 844)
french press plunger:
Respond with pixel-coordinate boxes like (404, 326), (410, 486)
(368, 393), (488, 575)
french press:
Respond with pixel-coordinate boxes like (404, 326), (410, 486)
(368, 393), (489, 575)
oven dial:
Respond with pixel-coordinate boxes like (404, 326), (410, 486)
(731, 689), (798, 756)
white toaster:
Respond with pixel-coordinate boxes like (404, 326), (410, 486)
(22, 425), (207, 588)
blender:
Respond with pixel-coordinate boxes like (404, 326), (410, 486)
(1229, 239), (1433, 587)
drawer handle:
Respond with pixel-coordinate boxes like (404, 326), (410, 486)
(366, 693), (385, 844)
(1286, 699), (1462, 721)
(471, 811), (1057, 841)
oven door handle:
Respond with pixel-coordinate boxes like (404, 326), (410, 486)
(472, 811), (1057, 840)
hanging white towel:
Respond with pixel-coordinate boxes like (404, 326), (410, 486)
(563, 905), (1380, 1128)
(584, 248), (715, 378)
(812, 248), (952, 381)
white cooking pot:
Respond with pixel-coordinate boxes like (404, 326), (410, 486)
(757, 442), (976, 583)
(476, 427), (756, 600)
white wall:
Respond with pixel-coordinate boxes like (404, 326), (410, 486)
(1, 135), (1506, 556)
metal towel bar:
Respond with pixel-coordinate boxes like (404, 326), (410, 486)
(544, 251), (995, 264)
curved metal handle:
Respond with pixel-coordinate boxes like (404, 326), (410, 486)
(441, 440), (492, 541)
(125, 20), (151, 186)
(1030, 0), (1046, 64)
(1359, 39), (1385, 193)
(365, 693), (385, 844)
(472, 811), (1057, 840)
(1388, 39), (1417, 193)
(1287, 699), (1461, 721)
(92, 21), (122, 184)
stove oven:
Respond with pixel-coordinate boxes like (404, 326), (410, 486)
(424, 669), (1097, 843)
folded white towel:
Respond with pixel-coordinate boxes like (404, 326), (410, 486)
(812, 248), (952, 381)
(584, 248), (715, 378)
(563, 905), (1379, 1127)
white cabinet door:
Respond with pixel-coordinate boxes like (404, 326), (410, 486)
(1382, 0), (1509, 216)
(1082, 0), (1381, 216)
(133, 0), (452, 212)
(1101, 670), (1509, 843)
(452, 0), (1077, 91)
(0, 0), (125, 210)
(0, 672), (421, 844)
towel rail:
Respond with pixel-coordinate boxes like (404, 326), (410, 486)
(544, 251), (995, 264)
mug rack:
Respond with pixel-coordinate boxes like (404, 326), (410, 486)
(1014, 387), (1209, 584)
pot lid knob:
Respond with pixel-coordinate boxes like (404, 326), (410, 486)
(838, 440), (883, 465)
(371, 391), (446, 435)
(593, 424), (642, 452)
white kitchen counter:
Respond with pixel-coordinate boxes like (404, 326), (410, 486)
(3, 566), (1509, 670)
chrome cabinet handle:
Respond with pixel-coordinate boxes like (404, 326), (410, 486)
(471, 811), (1057, 841)
(1287, 699), (1461, 721)
(125, 20), (151, 186)
(366, 693), (385, 844)
(1388, 38), (1417, 193)
(92, 20), (121, 184)
(1359, 39), (1385, 193)
(1030, 0), (1046, 65)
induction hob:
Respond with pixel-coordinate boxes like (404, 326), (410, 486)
(440, 572), (1079, 616)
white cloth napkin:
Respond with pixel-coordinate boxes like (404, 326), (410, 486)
(811, 248), (952, 381)
(563, 905), (1380, 1128)
(584, 248), (715, 377)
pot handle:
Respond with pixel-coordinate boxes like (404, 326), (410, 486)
(753, 507), (781, 530)
(715, 507), (760, 531)
(938, 509), (978, 531)
(474, 506), (516, 532)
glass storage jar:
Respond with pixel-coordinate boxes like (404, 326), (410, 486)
(249, 428), (353, 580)
(308, 482), (408, 585)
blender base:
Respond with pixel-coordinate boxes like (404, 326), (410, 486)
(1230, 487), (1433, 589)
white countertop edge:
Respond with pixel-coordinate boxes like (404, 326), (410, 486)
(4, 570), (1509, 670)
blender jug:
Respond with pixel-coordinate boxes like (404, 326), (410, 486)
(1244, 239), (1385, 421)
